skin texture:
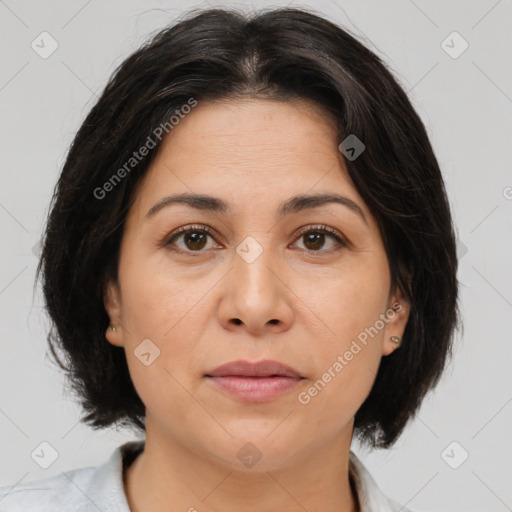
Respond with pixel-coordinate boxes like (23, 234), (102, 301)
(104, 98), (410, 512)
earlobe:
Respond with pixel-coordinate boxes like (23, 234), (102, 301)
(382, 287), (411, 356)
(103, 279), (124, 347)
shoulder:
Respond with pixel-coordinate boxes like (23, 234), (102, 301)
(349, 451), (414, 512)
(0, 440), (144, 512)
(0, 465), (96, 512)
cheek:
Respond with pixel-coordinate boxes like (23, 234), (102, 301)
(297, 339), (382, 434)
(293, 257), (389, 423)
(116, 244), (215, 380)
(118, 278), (200, 435)
(118, 246), (204, 339)
(295, 254), (390, 342)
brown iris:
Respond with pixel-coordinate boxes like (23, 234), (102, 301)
(303, 232), (325, 251)
(184, 231), (208, 251)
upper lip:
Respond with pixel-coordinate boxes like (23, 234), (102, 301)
(206, 359), (303, 378)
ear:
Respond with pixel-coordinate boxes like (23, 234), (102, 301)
(381, 284), (411, 356)
(103, 278), (124, 347)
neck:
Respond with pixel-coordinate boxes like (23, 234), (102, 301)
(124, 421), (358, 512)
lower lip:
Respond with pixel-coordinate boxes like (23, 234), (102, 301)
(207, 376), (303, 403)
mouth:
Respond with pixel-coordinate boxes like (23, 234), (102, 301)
(206, 359), (303, 379)
(205, 359), (305, 403)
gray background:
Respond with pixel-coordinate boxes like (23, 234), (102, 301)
(1, 1), (511, 511)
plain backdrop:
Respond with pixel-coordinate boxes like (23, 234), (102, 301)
(1, 1), (511, 511)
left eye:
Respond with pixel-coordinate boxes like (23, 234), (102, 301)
(292, 226), (346, 253)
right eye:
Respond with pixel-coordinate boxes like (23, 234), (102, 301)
(163, 224), (222, 254)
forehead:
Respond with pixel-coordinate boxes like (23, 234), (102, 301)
(167, 97), (339, 153)
(129, 98), (372, 224)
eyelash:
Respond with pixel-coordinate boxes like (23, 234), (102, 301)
(162, 223), (347, 256)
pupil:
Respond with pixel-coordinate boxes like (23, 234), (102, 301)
(305, 233), (324, 250)
(185, 232), (207, 250)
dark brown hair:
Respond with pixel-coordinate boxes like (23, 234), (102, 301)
(36, 6), (462, 449)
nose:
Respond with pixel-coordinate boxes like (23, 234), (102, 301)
(217, 239), (294, 336)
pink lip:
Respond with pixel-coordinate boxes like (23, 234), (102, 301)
(205, 360), (304, 403)
(207, 359), (303, 378)
(208, 376), (302, 402)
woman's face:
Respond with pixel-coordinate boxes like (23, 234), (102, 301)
(104, 98), (410, 470)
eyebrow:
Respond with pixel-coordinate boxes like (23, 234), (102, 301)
(145, 192), (368, 225)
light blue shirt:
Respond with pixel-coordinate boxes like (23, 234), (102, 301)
(0, 440), (412, 511)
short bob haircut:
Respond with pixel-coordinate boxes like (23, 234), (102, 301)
(36, 6), (462, 449)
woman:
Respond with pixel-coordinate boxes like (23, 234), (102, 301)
(0, 6), (461, 511)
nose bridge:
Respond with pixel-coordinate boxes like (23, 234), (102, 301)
(225, 230), (294, 328)
(233, 233), (278, 299)
(216, 226), (295, 334)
